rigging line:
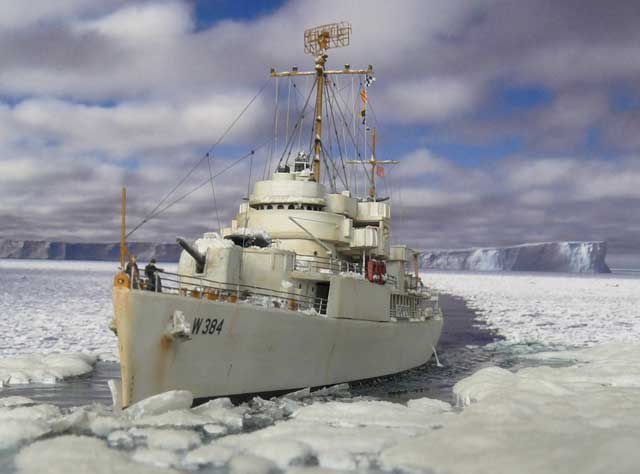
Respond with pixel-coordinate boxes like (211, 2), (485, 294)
(294, 82), (304, 155)
(284, 93), (310, 166)
(326, 80), (350, 189)
(207, 153), (222, 233)
(285, 93), (308, 165)
(322, 80), (337, 191)
(131, 79), (270, 231)
(321, 148), (335, 192)
(126, 142), (268, 238)
(330, 76), (365, 159)
(339, 77), (350, 190)
(328, 77), (371, 181)
(278, 77), (317, 168)
(285, 78), (292, 149)
(273, 77), (279, 167)
(320, 141), (348, 190)
(358, 78), (381, 143)
(381, 164), (391, 200)
(328, 87), (343, 190)
(265, 79), (280, 179)
(262, 140), (272, 181)
(241, 152), (254, 248)
(351, 75), (356, 196)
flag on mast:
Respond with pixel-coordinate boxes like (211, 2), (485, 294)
(377, 165), (384, 177)
(360, 89), (368, 103)
(365, 75), (376, 87)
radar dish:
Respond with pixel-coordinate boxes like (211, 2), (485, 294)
(304, 22), (352, 55)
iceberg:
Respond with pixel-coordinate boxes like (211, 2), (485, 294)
(0, 239), (180, 262)
(422, 241), (611, 273)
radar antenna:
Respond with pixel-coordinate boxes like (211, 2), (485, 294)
(303, 22), (351, 55)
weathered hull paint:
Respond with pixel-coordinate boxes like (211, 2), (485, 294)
(113, 287), (443, 406)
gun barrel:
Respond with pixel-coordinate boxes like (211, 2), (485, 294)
(176, 237), (206, 273)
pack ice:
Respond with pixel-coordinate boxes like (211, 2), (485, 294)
(1, 341), (639, 474)
(424, 271), (640, 347)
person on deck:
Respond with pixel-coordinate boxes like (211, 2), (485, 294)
(145, 258), (163, 292)
(125, 255), (140, 289)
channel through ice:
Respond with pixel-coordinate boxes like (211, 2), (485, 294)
(1, 260), (640, 473)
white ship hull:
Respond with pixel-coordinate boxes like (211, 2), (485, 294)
(113, 287), (443, 406)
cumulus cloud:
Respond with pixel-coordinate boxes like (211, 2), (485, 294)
(0, 0), (638, 266)
(386, 148), (640, 266)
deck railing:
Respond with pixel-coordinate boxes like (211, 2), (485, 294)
(294, 254), (362, 275)
(390, 292), (440, 321)
(293, 255), (398, 288)
(131, 270), (328, 315)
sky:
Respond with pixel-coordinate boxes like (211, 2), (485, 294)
(0, 0), (639, 267)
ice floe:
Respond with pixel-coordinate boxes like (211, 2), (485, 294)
(0, 419), (50, 450)
(124, 390), (193, 419)
(0, 353), (96, 385)
(182, 443), (235, 468)
(380, 343), (640, 474)
(228, 453), (277, 474)
(131, 427), (202, 451)
(14, 435), (176, 474)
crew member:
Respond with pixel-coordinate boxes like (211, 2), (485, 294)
(125, 255), (140, 289)
(145, 258), (163, 292)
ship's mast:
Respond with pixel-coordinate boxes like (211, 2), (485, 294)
(312, 45), (327, 182)
(347, 128), (399, 200)
(120, 187), (127, 269)
(271, 22), (372, 183)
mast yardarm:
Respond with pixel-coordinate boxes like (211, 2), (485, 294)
(270, 22), (373, 183)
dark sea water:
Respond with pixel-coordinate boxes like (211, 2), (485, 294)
(2, 294), (508, 407)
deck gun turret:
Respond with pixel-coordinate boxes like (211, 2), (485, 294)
(176, 237), (206, 273)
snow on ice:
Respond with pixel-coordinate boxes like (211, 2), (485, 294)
(2, 344), (640, 474)
(0, 260), (119, 360)
(0, 353), (96, 385)
(423, 271), (640, 347)
(0, 259), (176, 361)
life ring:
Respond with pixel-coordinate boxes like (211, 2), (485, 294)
(367, 260), (376, 282)
(367, 260), (386, 284)
(378, 261), (386, 284)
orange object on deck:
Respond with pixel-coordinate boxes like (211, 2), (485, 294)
(114, 272), (130, 289)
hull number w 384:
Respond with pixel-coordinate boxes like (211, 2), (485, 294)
(192, 317), (224, 335)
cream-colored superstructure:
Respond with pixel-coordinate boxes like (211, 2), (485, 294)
(112, 169), (442, 406)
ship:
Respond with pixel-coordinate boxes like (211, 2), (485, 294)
(111, 22), (443, 407)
